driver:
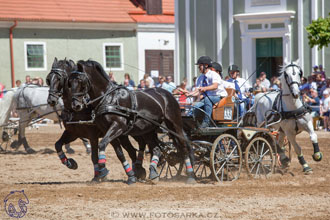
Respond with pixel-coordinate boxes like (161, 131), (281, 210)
(190, 56), (227, 128)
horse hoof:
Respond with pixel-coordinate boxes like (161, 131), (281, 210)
(66, 147), (75, 154)
(10, 140), (20, 150)
(67, 158), (78, 170)
(312, 152), (323, 162)
(98, 167), (109, 179)
(25, 147), (36, 154)
(90, 177), (101, 183)
(186, 177), (197, 185)
(303, 166), (313, 174)
(127, 176), (137, 185)
(280, 156), (291, 168)
(149, 167), (159, 181)
(136, 166), (147, 180)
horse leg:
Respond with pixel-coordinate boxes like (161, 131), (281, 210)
(19, 120), (36, 154)
(97, 121), (124, 179)
(90, 138), (103, 182)
(164, 120), (196, 184)
(147, 133), (162, 182)
(285, 132), (312, 174)
(131, 136), (147, 180)
(64, 143), (75, 154)
(304, 119), (323, 162)
(111, 138), (136, 185)
(55, 130), (78, 170)
(81, 138), (91, 154)
(277, 131), (290, 168)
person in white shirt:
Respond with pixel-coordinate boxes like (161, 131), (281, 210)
(259, 72), (271, 91)
(189, 56), (227, 127)
(226, 64), (251, 116)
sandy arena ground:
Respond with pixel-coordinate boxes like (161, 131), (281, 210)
(0, 124), (330, 220)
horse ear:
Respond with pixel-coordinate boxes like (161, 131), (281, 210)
(52, 57), (58, 68)
(77, 62), (84, 72)
(69, 60), (75, 68)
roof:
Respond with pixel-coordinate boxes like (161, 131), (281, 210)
(0, 0), (174, 24)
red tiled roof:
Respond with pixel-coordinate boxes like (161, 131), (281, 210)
(0, 0), (174, 23)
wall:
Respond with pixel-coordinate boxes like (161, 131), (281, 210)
(0, 28), (138, 88)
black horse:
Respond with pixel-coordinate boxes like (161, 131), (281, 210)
(69, 60), (196, 184)
(46, 58), (146, 184)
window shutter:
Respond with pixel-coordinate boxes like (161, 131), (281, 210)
(146, 0), (162, 15)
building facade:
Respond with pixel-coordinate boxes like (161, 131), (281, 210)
(176, 0), (330, 87)
(0, 0), (174, 88)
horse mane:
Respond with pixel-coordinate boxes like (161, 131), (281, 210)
(77, 59), (110, 82)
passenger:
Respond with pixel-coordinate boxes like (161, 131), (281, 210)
(227, 64), (251, 116)
(212, 62), (235, 89)
(189, 56), (227, 128)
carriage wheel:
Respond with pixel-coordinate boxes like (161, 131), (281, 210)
(191, 141), (212, 180)
(157, 134), (184, 180)
(245, 137), (274, 178)
(210, 134), (242, 182)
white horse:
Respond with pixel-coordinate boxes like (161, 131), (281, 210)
(0, 90), (16, 151)
(4, 85), (90, 154)
(251, 63), (323, 174)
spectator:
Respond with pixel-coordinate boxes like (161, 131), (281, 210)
(165, 75), (176, 93)
(315, 73), (325, 97)
(0, 82), (5, 99)
(299, 77), (308, 91)
(156, 76), (165, 88)
(304, 88), (320, 118)
(320, 78), (330, 96)
(25, 75), (31, 84)
(137, 79), (146, 90)
(253, 78), (262, 92)
(318, 64), (326, 80)
(143, 73), (154, 88)
(259, 72), (270, 91)
(124, 73), (135, 87)
(38, 77), (44, 86)
(15, 80), (22, 87)
(270, 79), (281, 91)
(124, 79), (134, 90)
(307, 75), (317, 91)
(173, 80), (190, 104)
(190, 77), (198, 92)
(31, 78), (40, 85)
(320, 90), (330, 131)
(312, 65), (319, 75)
(109, 72), (116, 83)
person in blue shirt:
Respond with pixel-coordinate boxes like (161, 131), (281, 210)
(226, 65), (251, 116)
(189, 56), (228, 127)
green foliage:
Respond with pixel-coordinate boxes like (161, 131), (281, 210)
(306, 13), (330, 50)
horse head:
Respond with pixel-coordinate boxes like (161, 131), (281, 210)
(47, 57), (75, 106)
(69, 60), (112, 112)
(69, 61), (91, 112)
(280, 62), (303, 99)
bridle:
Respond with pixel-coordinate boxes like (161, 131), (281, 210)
(69, 70), (91, 106)
(282, 63), (303, 97)
(47, 68), (67, 100)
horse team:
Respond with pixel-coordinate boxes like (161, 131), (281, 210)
(1, 57), (324, 184)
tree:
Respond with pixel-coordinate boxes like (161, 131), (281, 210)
(306, 13), (330, 50)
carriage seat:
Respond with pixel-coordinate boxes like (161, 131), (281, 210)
(212, 88), (236, 121)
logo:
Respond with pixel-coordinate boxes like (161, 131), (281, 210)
(4, 190), (29, 218)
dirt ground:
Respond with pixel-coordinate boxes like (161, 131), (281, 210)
(0, 124), (330, 220)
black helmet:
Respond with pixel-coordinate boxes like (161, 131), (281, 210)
(228, 64), (239, 73)
(212, 62), (222, 73)
(196, 56), (212, 66)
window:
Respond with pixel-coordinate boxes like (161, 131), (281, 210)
(103, 43), (124, 70)
(24, 42), (46, 71)
(245, 0), (286, 13)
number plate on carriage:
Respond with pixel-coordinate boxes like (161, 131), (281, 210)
(224, 107), (233, 120)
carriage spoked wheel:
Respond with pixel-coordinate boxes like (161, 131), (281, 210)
(191, 141), (212, 180)
(210, 134), (242, 182)
(157, 133), (184, 180)
(245, 137), (275, 179)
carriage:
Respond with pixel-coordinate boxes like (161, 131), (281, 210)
(157, 88), (291, 182)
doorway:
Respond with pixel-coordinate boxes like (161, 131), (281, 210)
(145, 50), (174, 80)
(256, 38), (283, 79)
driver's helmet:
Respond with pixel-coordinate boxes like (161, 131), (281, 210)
(212, 62), (222, 73)
(196, 56), (212, 66)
